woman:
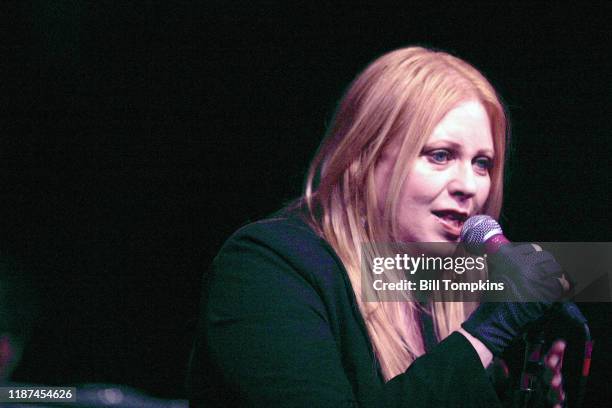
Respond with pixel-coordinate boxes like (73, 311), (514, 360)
(188, 46), (566, 407)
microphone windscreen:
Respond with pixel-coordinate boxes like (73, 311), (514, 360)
(460, 215), (504, 246)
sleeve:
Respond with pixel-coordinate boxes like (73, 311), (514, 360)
(384, 333), (502, 407)
(188, 224), (501, 407)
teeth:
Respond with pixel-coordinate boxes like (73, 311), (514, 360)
(434, 212), (465, 222)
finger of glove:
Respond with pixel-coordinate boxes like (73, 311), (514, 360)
(499, 244), (557, 270)
(511, 243), (542, 256)
(513, 253), (563, 288)
(532, 278), (565, 301)
(538, 259), (564, 279)
(489, 266), (547, 301)
(488, 244), (546, 274)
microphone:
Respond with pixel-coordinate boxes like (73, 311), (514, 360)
(460, 214), (508, 254)
(461, 215), (592, 408)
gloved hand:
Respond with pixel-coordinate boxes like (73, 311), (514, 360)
(461, 243), (566, 356)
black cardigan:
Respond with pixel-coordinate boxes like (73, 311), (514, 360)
(188, 213), (501, 407)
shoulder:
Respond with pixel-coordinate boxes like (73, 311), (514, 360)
(228, 214), (325, 254)
(232, 213), (317, 240)
(213, 212), (346, 291)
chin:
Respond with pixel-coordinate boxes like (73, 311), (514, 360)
(400, 235), (459, 257)
(425, 241), (458, 257)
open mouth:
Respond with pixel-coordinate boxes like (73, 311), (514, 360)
(432, 210), (468, 237)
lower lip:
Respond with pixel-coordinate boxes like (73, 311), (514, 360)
(433, 214), (463, 239)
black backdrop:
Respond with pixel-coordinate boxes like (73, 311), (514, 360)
(2, 1), (610, 403)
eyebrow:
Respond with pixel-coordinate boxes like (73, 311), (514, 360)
(424, 139), (495, 157)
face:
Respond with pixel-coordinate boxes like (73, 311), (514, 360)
(374, 100), (494, 243)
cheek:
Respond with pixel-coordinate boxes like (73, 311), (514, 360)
(401, 167), (445, 204)
(477, 178), (492, 208)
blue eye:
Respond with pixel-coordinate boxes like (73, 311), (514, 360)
(474, 157), (493, 171)
(430, 150), (452, 163)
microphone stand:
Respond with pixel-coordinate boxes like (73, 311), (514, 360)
(518, 329), (546, 408)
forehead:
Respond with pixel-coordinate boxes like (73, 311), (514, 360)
(427, 100), (494, 152)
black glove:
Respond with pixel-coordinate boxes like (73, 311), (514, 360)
(461, 243), (565, 356)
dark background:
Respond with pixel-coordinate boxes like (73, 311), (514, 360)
(2, 0), (610, 403)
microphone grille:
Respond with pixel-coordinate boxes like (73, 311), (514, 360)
(460, 215), (504, 246)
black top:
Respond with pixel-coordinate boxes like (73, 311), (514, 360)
(188, 212), (501, 407)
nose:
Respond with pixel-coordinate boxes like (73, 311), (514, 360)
(448, 161), (478, 200)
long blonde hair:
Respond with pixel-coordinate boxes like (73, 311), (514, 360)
(300, 47), (508, 380)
